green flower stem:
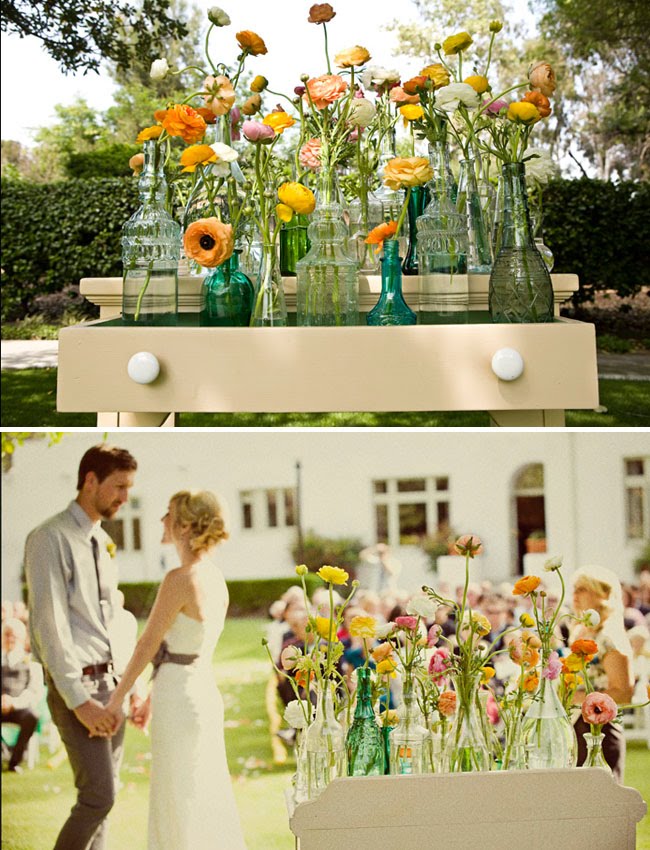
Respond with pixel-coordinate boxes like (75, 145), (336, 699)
(204, 24), (217, 74)
(133, 260), (154, 322)
(262, 640), (311, 725)
(323, 23), (332, 74)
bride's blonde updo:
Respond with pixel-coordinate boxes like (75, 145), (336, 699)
(169, 490), (229, 554)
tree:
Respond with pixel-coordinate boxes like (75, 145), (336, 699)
(1, 0), (188, 76)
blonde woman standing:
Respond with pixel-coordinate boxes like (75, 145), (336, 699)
(106, 491), (247, 850)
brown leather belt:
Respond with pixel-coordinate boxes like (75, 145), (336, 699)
(81, 662), (113, 676)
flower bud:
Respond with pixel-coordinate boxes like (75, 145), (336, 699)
(207, 6), (231, 26)
(489, 20), (503, 32)
(295, 564), (309, 576)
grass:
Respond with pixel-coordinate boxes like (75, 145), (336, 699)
(2, 368), (649, 427)
(2, 617), (650, 850)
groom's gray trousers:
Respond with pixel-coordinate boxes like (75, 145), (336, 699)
(46, 672), (125, 850)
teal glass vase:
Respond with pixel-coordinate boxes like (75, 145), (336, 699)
(305, 680), (347, 799)
(201, 250), (254, 326)
(280, 214), (310, 276)
(402, 184), (429, 275)
(367, 239), (416, 326)
(388, 681), (430, 775)
(346, 667), (385, 776)
(121, 139), (179, 326)
(489, 162), (554, 323)
(445, 671), (490, 772)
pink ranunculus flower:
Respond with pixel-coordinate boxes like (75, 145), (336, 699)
(428, 647), (451, 679)
(427, 624), (442, 647)
(304, 74), (348, 109)
(395, 615), (418, 631)
(299, 137), (322, 170)
(389, 85), (420, 104)
(242, 120), (276, 142)
(486, 98), (508, 115)
(280, 645), (301, 670)
(455, 534), (483, 557)
(581, 692), (618, 727)
(437, 691), (457, 717)
(542, 650), (562, 680)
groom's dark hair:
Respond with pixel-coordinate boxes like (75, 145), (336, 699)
(77, 445), (138, 490)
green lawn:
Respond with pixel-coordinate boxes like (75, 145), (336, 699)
(2, 368), (649, 427)
(2, 618), (650, 849)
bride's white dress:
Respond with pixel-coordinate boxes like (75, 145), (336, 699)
(148, 559), (247, 850)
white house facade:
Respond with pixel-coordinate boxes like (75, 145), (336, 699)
(1, 430), (648, 602)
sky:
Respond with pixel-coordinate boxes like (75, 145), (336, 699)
(0, 0), (535, 148)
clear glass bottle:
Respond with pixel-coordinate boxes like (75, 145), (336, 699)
(305, 680), (347, 799)
(522, 674), (578, 769)
(249, 243), (287, 327)
(346, 667), (385, 776)
(121, 139), (180, 325)
(457, 157), (493, 274)
(488, 162), (554, 323)
(296, 158), (360, 326)
(388, 681), (430, 775)
(445, 671), (491, 772)
(201, 249), (254, 326)
(530, 212), (555, 272)
(367, 239), (416, 326)
(582, 730), (611, 772)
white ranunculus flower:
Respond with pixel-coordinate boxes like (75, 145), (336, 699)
(360, 65), (401, 89)
(524, 148), (557, 184)
(283, 699), (312, 729)
(375, 621), (396, 639)
(406, 594), (438, 619)
(435, 82), (480, 113)
(583, 609), (601, 628)
(210, 142), (239, 176)
(150, 58), (169, 81)
(543, 555), (563, 572)
(348, 98), (376, 128)
(207, 6), (231, 26)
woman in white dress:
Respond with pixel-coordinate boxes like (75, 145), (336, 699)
(106, 490), (247, 850)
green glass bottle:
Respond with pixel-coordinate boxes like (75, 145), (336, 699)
(279, 214), (310, 276)
(367, 239), (416, 326)
(346, 667), (385, 776)
(202, 250), (254, 326)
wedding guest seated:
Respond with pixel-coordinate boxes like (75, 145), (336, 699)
(1, 601), (14, 623)
(478, 594), (509, 653)
(1, 618), (44, 772)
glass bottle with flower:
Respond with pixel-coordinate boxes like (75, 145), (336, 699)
(345, 615), (386, 776)
(498, 624), (543, 770)
(580, 692), (619, 772)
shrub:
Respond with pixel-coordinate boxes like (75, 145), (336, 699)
(290, 529), (366, 581)
(65, 144), (141, 179)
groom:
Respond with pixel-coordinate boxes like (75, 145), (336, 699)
(25, 444), (140, 850)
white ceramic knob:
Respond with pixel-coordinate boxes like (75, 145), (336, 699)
(127, 351), (160, 384)
(491, 347), (524, 381)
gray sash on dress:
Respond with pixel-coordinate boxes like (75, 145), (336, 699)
(151, 641), (199, 679)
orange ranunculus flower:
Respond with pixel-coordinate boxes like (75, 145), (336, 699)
(153, 108), (169, 123)
(179, 144), (217, 173)
(383, 156), (433, 190)
(403, 75), (428, 95)
(203, 75), (236, 116)
(438, 691), (457, 717)
(464, 74), (490, 94)
(183, 218), (234, 268)
(522, 90), (552, 118)
(442, 31), (473, 55)
(241, 94), (262, 115)
(528, 61), (556, 98)
(399, 104), (424, 122)
(371, 642), (394, 663)
(507, 101), (541, 125)
(236, 30), (268, 56)
(571, 639), (598, 658)
(389, 86), (420, 105)
(161, 104), (207, 144)
(278, 182), (316, 215)
(262, 111), (295, 134)
(365, 220), (398, 252)
(129, 153), (144, 174)
(305, 74), (348, 109)
(136, 125), (163, 142)
(420, 63), (450, 89)
(196, 107), (217, 124)
(512, 575), (541, 596)
(295, 668), (314, 689)
(523, 671), (539, 692)
(334, 45), (371, 68)
(522, 646), (540, 668)
(308, 3), (335, 23)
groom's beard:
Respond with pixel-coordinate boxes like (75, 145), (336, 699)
(98, 500), (125, 519)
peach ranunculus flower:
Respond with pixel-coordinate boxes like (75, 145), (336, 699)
(299, 138), (322, 170)
(371, 642), (394, 663)
(442, 31), (473, 55)
(512, 575), (541, 596)
(365, 220), (398, 252)
(521, 630), (542, 649)
(203, 75), (236, 116)
(305, 74), (348, 109)
(161, 104), (207, 144)
(455, 534), (483, 557)
(136, 125), (163, 142)
(308, 3), (336, 23)
(129, 153), (145, 174)
(183, 218), (234, 268)
(196, 107), (217, 124)
(236, 30), (268, 56)
(581, 692), (618, 727)
(438, 691), (457, 717)
(523, 671), (539, 692)
(334, 45), (371, 68)
(280, 645), (302, 670)
(528, 61), (556, 98)
(420, 63), (450, 89)
(241, 94), (262, 116)
(464, 74), (490, 94)
(522, 90), (552, 118)
(317, 565), (349, 585)
(389, 86), (420, 105)
(383, 156), (433, 190)
(262, 111), (295, 134)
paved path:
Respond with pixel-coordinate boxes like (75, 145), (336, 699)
(1, 340), (649, 380)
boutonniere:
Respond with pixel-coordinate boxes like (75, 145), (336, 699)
(106, 542), (117, 559)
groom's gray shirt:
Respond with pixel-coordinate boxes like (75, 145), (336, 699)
(25, 500), (118, 710)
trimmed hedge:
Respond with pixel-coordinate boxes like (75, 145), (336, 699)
(65, 144), (141, 179)
(119, 574), (321, 619)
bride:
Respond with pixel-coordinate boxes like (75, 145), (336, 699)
(106, 490), (247, 850)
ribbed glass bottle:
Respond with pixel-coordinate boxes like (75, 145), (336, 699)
(367, 240), (416, 326)
(202, 250), (254, 326)
(346, 667), (385, 776)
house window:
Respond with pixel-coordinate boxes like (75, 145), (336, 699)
(240, 487), (297, 530)
(372, 477), (451, 546)
(241, 492), (254, 530)
(101, 496), (143, 552)
(624, 457), (649, 540)
(267, 490), (278, 527)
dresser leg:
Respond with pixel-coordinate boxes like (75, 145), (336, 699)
(488, 409), (566, 427)
(96, 412), (176, 427)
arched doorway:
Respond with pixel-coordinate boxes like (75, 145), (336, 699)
(513, 463), (546, 575)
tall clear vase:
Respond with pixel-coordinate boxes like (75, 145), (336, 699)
(457, 157), (493, 274)
(489, 162), (554, 323)
(388, 681), (430, 775)
(305, 680), (347, 800)
(522, 674), (578, 769)
(296, 159), (360, 326)
(250, 244), (287, 327)
(416, 139), (469, 324)
(445, 671), (490, 772)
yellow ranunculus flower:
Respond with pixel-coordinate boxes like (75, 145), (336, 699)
(399, 104), (424, 121)
(136, 125), (163, 142)
(262, 111), (295, 134)
(507, 101), (541, 125)
(519, 612), (535, 627)
(278, 182), (316, 215)
(315, 616), (335, 640)
(349, 615), (377, 639)
(334, 45), (371, 68)
(179, 144), (218, 173)
(376, 658), (398, 675)
(442, 32), (473, 55)
(464, 75), (489, 94)
(276, 203), (294, 223)
(420, 63), (450, 89)
(481, 666), (496, 684)
(250, 75), (268, 93)
(295, 564), (309, 576)
(317, 565), (349, 585)
(383, 156), (433, 191)
(471, 613), (491, 636)
(562, 653), (583, 672)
